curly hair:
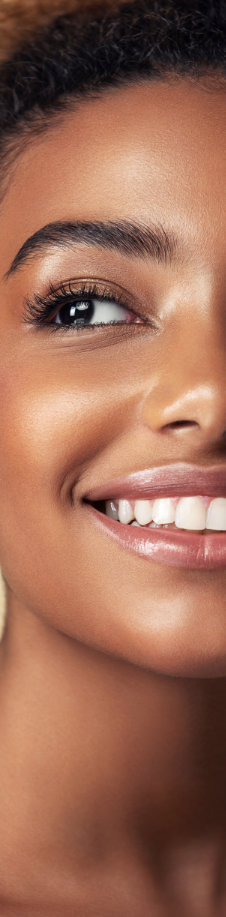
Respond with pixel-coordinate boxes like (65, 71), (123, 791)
(0, 0), (225, 185)
(0, 0), (129, 62)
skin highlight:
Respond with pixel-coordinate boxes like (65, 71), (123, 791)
(0, 78), (225, 913)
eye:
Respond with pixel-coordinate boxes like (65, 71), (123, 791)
(54, 295), (134, 327)
(23, 280), (149, 333)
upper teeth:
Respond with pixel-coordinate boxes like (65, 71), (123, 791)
(105, 496), (226, 531)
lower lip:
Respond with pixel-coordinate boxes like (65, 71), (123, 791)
(85, 505), (226, 570)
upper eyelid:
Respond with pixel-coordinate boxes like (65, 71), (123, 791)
(46, 285), (131, 312)
(32, 277), (134, 300)
(23, 279), (147, 325)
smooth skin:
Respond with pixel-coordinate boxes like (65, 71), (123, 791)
(0, 78), (225, 914)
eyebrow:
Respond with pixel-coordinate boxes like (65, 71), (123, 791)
(5, 219), (179, 280)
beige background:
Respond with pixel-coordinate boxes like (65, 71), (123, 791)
(0, 572), (6, 638)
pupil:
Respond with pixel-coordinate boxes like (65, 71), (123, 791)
(59, 299), (94, 325)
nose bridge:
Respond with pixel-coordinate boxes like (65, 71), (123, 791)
(140, 301), (226, 440)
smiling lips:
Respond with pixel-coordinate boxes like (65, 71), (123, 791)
(84, 464), (226, 569)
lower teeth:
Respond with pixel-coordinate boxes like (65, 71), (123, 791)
(131, 521), (207, 532)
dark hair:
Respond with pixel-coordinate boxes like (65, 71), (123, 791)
(0, 0), (225, 183)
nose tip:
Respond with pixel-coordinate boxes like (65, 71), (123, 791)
(141, 381), (226, 447)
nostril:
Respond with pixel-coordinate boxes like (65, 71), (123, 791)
(164, 420), (199, 431)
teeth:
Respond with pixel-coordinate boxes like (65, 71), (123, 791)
(105, 500), (118, 520)
(152, 498), (176, 525)
(206, 497), (226, 531)
(175, 496), (206, 531)
(134, 499), (153, 525)
(105, 495), (226, 532)
(118, 499), (134, 525)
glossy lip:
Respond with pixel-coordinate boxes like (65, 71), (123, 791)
(84, 504), (226, 570)
(83, 463), (226, 569)
(86, 463), (226, 502)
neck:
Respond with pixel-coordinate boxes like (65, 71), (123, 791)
(1, 594), (226, 887)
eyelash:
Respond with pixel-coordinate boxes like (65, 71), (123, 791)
(23, 280), (146, 333)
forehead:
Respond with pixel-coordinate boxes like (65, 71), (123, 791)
(0, 79), (226, 270)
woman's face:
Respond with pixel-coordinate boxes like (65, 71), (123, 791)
(0, 79), (225, 677)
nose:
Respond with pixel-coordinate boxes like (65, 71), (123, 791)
(140, 316), (226, 449)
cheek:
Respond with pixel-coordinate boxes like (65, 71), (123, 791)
(0, 353), (112, 581)
(0, 353), (111, 491)
(0, 350), (143, 660)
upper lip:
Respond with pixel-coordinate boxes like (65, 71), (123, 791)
(85, 463), (226, 502)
